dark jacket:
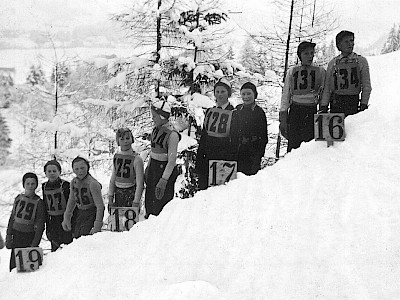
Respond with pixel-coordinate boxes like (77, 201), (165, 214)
(234, 103), (268, 175)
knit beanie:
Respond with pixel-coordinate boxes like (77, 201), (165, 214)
(116, 127), (134, 145)
(240, 82), (258, 99)
(297, 41), (316, 59)
(22, 172), (38, 188)
(151, 100), (171, 119)
(336, 30), (354, 50)
(44, 159), (62, 173)
(214, 78), (232, 97)
(72, 156), (90, 171)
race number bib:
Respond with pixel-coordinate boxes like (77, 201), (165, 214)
(333, 61), (361, 95)
(108, 206), (139, 232)
(314, 113), (345, 142)
(204, 108), (233, 137)
(14, 197), (38, 225)
(15, 247), (43, 272)
(44, 188), (67, 216)
(291, 66), (321, 95)
(208, 160), (237, 187)
(113, 154), (135, 184)
(73, 187), (93, 209)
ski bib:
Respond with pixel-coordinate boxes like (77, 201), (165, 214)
(151, 126), (172, 154)
(72, 182), (95, 210)
(113, 153), (136, 185)
(14, 195), (39, 227)
(291, 66), (322, 96)
(333, 59), (361, 95)
(43, 187), (67, 216)
(204, 108), (233, 138)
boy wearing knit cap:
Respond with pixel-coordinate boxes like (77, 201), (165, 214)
(280, 41), (326, 152)
(42, 159), (74, 251)
(196, 78), (237, 190)
(145, 99), (180, 217)
(108, 128), (144, 210)
(62, 157), (105, 238)
(321, 30), (372, 116)
(235, 82), (268, 175)
(6, 172), (45, 271)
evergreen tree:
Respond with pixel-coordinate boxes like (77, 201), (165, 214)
(382, 24), (400, 54)
(0, 112), (11, 165)
(26, 65), (46, 86)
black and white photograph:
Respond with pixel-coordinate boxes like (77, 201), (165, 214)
(0, 0), (399, 298)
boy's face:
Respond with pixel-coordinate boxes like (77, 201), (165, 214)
(118, 132), (133, 150)
(24, 178), (37, 194)
(73, 160), (88, 180)
(45, 165), (60, 182)
(151, 109), (165, 127)
(338, 36), (354, 55)
(240, 88), (255, 105)
(300, 48), (315, 66)
(214, 85), (229, 105)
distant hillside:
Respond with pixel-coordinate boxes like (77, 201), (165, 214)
(355, 33), (389, 56)
(0, 22), (130, 49)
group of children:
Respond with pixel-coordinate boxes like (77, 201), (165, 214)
(279, 30), (372, 152)
(196, 80), (268, 189)
(4, 100), (181, 272)
(3, 29), (371, 272)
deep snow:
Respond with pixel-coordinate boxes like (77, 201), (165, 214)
(1, 50), (400, 299)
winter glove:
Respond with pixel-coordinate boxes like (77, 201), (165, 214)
(279, 111), (289, 140)
(90, 221), (103, 234)
(62, 212), (73, 232)
(318, 106), (328, 113)
(155, 178), (168, 200)
(5, 234), (13, 249)
(359, 104), (368, 111)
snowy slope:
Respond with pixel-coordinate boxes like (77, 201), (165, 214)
(1, 50), (400, 299)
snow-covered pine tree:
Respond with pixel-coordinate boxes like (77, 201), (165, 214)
(26, 65), (46, 86)
(0, 112), (11, 165)
(111, 0), (236, 198)
(382, 24), (400, 54)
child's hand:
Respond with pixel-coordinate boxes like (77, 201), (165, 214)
(90, 221), (103, 234)
(62, 219), (71, 232)
(155, 178), (168, 200)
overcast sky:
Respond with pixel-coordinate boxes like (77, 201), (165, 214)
(1, 0), (399, 47)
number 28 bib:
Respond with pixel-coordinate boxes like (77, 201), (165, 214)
(204, 107), (233, 138)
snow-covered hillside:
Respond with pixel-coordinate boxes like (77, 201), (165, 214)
(1, 50), (400, 299)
